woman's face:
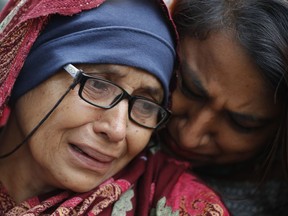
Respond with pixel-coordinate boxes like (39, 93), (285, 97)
(164, 32), (281, 166)
(14, 64), (163, 192)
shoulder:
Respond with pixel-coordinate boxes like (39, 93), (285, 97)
(147, 148), (230, 215)
(150, 171), (231, 216)
(164, 172), (230, 215)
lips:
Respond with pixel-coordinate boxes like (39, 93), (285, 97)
(70, 144), (114, 163)
(68, 142), (116, 172)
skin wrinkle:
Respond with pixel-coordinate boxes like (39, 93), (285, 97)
(164, 31), (281, 166)
(0, 63), (163, 203)
(165, 1), (288, 214)
(78, 64), (164, 104)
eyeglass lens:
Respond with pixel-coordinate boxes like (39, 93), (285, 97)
(79, 77), (167, 128)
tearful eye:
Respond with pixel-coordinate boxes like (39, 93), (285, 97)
(83, 79), (111, 99)
(130, 98), (164, 128)
(81, 78), (122, 106)
(90, 80), (110, 92)
(230, 118), (256, 133)
(178, 74), (206, 101)
(132, 100), (156, 117)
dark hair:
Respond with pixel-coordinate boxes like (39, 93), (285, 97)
(171, 0), (288, 178)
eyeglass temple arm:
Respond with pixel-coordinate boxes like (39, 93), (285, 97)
(63, 64), (82, 89)
(63, 64), (81, 78)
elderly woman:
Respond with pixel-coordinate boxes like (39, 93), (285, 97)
(161, 0), (288, 215)
(0, 0), (229, 215)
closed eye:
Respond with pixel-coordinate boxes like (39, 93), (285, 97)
(178, 62), (209, 101)
(178, 73), (206, 100)
(228, 112), (269, 133)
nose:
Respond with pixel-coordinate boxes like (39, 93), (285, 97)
(93, 100), (128, 143)
(178, 107), (216, 149)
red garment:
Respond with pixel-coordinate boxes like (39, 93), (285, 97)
(0, 148), (229, 215)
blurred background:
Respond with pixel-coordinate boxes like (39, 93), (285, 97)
(164, 0), (173, 7)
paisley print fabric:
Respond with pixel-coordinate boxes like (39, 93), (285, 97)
(0, 148), (229, 215)
(0, 0), (229, 215)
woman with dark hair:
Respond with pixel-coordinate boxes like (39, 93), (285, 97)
(161, 0), (288, 215)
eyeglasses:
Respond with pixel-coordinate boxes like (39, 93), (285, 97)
(63, 64), (171, 129)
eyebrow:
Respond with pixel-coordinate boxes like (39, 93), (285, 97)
(142, 86), (163, 101)
(180, 62), (274, 124)
(106, 66), (163, 101)
(181, 61), (209, 98)
(85, 67), (126, 79)
(86, 66), (163, 102)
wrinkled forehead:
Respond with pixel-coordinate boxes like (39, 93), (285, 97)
(179, 33), (281, 113)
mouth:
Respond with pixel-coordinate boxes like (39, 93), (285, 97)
(69, 143), (115, 171)
(71, 144), (96, 160)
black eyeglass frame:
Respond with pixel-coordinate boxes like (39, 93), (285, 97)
(63, 64), (171, 129)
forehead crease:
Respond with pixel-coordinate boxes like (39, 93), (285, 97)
(210, 80), (279, 118)
(182, 36), (280, 119)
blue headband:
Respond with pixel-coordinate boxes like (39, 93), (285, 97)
(10, 0), (176, 105)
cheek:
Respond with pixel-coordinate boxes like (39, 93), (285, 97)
(217, 129), (272, 155)
(14, 80), (74, 135)
(171, 89), (184, 109)
(17, 89), (86, 150)
(25, 106), (72, 159)
(28, 128), (60, 164)
(126, 127), (152, 157)
(171, 88), (193, 115)
(15, 93), (54, 136)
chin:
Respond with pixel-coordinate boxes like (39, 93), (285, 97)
(68, 183), (98, 193)
(59, 175), (106, 193)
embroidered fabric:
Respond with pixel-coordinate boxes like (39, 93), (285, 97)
(0, 0), (105, 123)
(0, 148), (230, 215)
